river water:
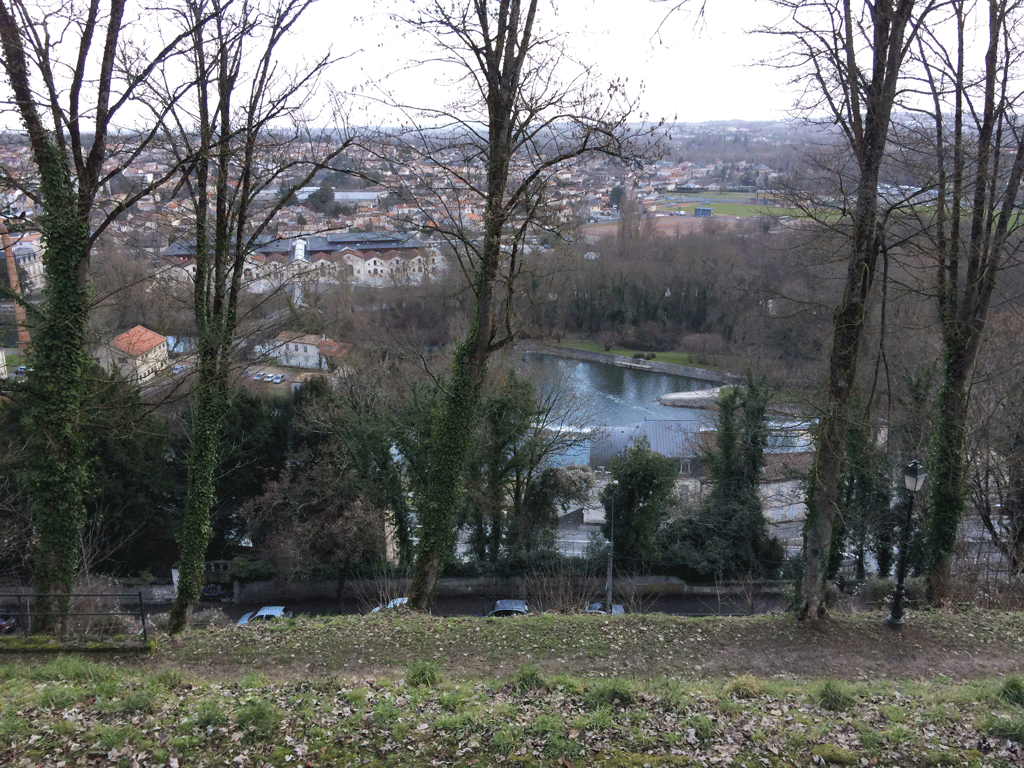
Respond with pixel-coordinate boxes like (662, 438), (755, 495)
(518, 352), (718, 466)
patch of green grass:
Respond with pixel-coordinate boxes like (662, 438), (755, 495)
(406, 659), (441, 687)
(811, 744), (858, 765)
(438, 690), (465, 711)
(981, 713), (1024, 742)
(816, 679), (856, 711)
(88, 680), (122, 700)
(510, 663), (548, 693)
(544, 733), (582, 758)
(31, 656), (116, 684)
(152, 667), (187, 691)
(548, 673), (585, 695)
(530, 712), (565, 737)
(721, 673), (765, 699)
(884, 724), (916, 746)
(92, 723), (134, 749)
(0, 713), (30, 739)
(194, 699), (226, 729)
(37, 685), (79, 709)
(554, 340), (702, 368)
(998, 675), (1024, 706)
(391, 720), (411, 741)
(108, 686), (158, 715)
(685, 714), (716, 741)
(571, 706), (614, 730)
(584, 678), (635, 710)
(434, 711), (476, 733)
(239, 672), (268, 690)
(372, 700), (402, 726)
(856, 722), (885, 751)
(52, 719), (78, 737)
(880, 704), (906, 723)
(491, 724), (525, 756)
(172, 734), (201, 755)
(339, 687), (367, 705)
(236, 699), (283, 740)
(0, 663), (23, 681)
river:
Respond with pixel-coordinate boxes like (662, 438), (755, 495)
(517, 351), (719, 466)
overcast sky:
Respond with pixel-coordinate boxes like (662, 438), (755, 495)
(302, 0), (796, 125)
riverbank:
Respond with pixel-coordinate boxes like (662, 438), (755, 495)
(514, 340), (737, 385)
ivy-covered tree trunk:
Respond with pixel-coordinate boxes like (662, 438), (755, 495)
(914, 0), (1024, 603)
(408, 348), (483, 608)
(394, 0), (650, 610)
(162, 0), (349, 634)
(794, 0), (924, 621)
(20, 151), (93, 632)
(924, 352), (969, 601)
(0, 2), (117, 633)
(20, 210), (92, 630)
(168, 354), (228, 633)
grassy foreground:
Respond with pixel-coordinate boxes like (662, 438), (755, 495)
(2, 611), (1023, 766)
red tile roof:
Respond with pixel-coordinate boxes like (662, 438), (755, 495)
(317, 339), (349, 357)
(110, 325), (166, 356)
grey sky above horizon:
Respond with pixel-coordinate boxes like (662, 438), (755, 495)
(307, 0), (795, 125)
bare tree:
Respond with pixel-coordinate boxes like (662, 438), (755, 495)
(904, 0), (1024, 601)
(0, 0), (197, 630)
(369, 0), (660, 610)
(146, 0), (353, 633)
(761, 0), (939, 620)
(967, 312), (1024, 576)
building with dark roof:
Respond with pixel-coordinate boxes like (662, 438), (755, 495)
(589, 420), (702, 476)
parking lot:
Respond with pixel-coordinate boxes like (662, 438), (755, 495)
(240, 365), (294, 386)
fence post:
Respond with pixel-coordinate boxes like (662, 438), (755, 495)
(138, 592), (147, 644)
(17, 593), (27, 637)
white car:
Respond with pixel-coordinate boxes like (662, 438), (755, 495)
(370, 597), (409, 613)
(585, 602), (625, 615)
(236, 605), (292, 626)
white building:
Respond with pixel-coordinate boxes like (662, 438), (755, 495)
(101, 325), (169, 383)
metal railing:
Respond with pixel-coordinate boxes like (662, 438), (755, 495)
(1, 592), (148, 643)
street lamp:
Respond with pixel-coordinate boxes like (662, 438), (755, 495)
(606, 480), (617, 610)
(887, 460), (927, 628)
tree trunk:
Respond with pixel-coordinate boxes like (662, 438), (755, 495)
(799, 195), (885, 620)
(794, 0), (921, 620)
(168, 360), (226, 634)
(924, 340), (971, 603)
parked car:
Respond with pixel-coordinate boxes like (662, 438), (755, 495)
(585, 602), (625, 615)
(252, 372), (265, 381)
(272, 373), (286, 384)
(236, 605), (292, 626)
(15, 366), (26, 375)
(481, 599), (530, 617)
(370, 597), (409, 613)
(0, 613), (18, 634)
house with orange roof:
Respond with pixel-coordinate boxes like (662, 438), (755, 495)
(102, 325), (168, 383)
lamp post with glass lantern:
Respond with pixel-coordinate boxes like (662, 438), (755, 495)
(887, 460), (927, 628)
